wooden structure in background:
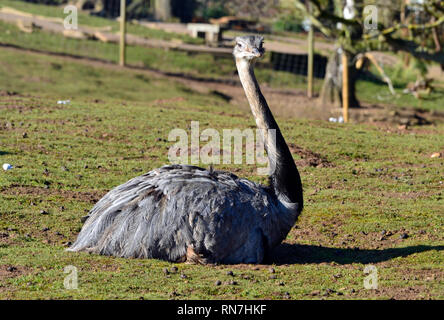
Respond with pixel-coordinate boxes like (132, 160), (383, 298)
(187, 23), (221, 44)
(119, 0), (126, 66)
(307, 3), (314, 98)
(342, 51), (349, 123)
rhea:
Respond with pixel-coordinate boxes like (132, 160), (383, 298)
(68, 36), (303, 264)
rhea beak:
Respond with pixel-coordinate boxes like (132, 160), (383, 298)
(252, 48), (263, 58)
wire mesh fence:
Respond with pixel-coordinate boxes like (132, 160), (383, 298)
(270, 52), (327, 79)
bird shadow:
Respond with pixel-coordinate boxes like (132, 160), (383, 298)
(269, 243), (444, 265)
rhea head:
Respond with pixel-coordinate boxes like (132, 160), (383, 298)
(233, 35), (265, 63)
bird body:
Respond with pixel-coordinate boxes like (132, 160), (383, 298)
(68, 35), (303, 264)
(68, 164), (298, 263)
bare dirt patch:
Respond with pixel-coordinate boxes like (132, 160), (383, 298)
(347, 103), (444, 127)
(0, 90), (20, 97)
(0, 103), (37, 113)
(0, 265), (33, 296)
(0, 264), (32, 281)
(153, 97), (186, 106)
(1, 186), (106, 204)
(359, 284), (437, 300)
(383, 191), (439, 200)
(2, 45), (443, 130)
(288, 143), (334, 168)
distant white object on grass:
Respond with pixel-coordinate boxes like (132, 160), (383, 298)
(2, 163), (13, 171)
(329, 116), (344, 123)
(57, 100), (71, 105)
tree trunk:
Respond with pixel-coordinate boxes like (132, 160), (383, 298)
(154, 0), (172, 21)
(320, 49), (361, 108)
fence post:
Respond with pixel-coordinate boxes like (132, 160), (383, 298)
(119, 0), (126, 67)
(307, 3), (314, 98)
(342, 49), (349, 123)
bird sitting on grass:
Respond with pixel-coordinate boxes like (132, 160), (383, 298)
(68, 35), (303, 264)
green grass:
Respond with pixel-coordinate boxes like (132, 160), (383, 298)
(0, 48), (443, 299)
(356, 62), (444, 111)
(0, 19), (322, 92)
(0, 0), (203, 44)
(2, 1), (444, 112)
(0, 18), (221, 74)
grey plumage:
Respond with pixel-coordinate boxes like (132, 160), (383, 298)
(68, 35), (303, 264)
(68, 165), (298, 263)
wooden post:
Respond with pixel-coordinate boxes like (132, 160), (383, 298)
(342, 50), (349, 123)
(307, 3), (314, 98)
(154, 0), (172, 21)
(119, 0), (126, 67)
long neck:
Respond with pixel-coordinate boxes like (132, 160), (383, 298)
(236, 58), (303, 210)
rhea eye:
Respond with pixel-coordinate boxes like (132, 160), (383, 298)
(237, 42), (243, 48)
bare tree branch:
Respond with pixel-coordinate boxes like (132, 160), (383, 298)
(364, 15), (444, 40)
(294, 0), (360, 37)
(385, 36), (444, 65)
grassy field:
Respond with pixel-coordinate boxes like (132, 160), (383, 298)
(2, 1), (444, 112)
(0, 19), (323, 93)
(0, 0), (204, 44)
(0, 45), (443, 299)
